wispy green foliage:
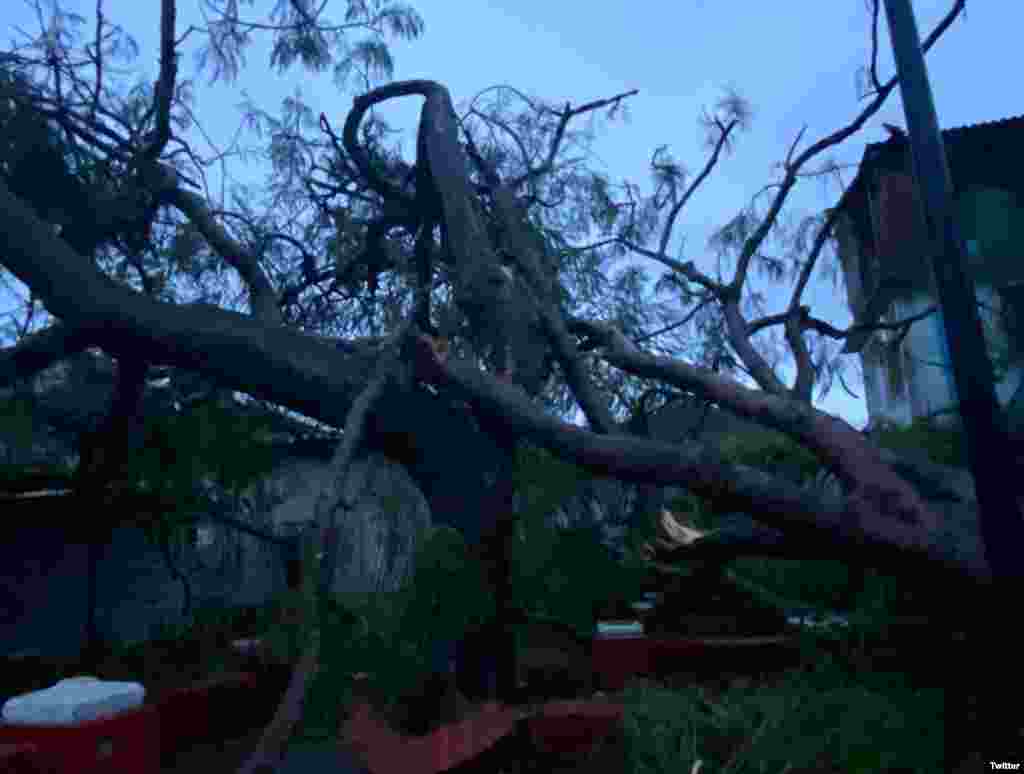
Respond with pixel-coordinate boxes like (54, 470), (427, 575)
(618, 663), (942, 774)
(511, 443), (588, 529)
(0, 395), (38, 460)
(131, 398), (279, 500)
(870, 415), (969, 469)
(717, 430), (823, 486)
(397, 525), (495, 644)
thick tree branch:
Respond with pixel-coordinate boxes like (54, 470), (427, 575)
(0, 322), (97, 388)
(462, 125), (616, 431)
(235, 338), (403, 773)
(0, 175), (377, 420)
(721, 298), (790, 396)
(785, 308), (815, 403)
(344, 81), (541, 383)
(412, 334), (986, 582)
(566, 318), (947, 533)
(0, 168), (991, 589)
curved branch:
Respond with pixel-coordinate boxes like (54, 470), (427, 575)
(345, 81), (538, 382)
(164, 178), (283, 326)
(721, 298), (789, 396)
(565, 317), (947, 535)
(785, 308), (815, 402)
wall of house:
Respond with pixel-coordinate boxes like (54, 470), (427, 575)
(0, 511), (288, 659)
(848, 182), (1024, 427)
(861, 281), (1024, 427)
(0, 437), (442, 660)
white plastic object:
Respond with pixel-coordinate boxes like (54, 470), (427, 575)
(1, 676), (146, 726)
(595, 620), (644, 637)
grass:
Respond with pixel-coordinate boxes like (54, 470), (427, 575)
(617, 662), (943, 774)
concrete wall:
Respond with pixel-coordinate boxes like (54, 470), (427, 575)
(860, 281), (1024, 427)
(0, 511), (289, 659)
(0, 447), (433, 659)
(838, 184), (1024, 428)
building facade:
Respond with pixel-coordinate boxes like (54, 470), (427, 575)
(832, 116), (1024, 428)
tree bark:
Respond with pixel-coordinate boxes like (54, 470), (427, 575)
(71, 355), (149, 666)
(470, 410), (521, 704)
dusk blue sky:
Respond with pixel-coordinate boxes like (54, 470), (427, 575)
(3, 0), (1019, 430)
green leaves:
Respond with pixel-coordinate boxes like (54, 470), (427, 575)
(398, 526), (495, 643)
(0, 395), (37, 459)
(717, 430), (823, 486)
(132, 399), (278, 499)
(512, 443), (587, 528)
(870, 416), (968, 469)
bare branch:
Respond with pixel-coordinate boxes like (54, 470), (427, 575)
(784, 124), (808, 168)
(787, 207), (840, 312)
(164, 174), (284, 326)
(513, 88), (639, 191)
(655, 118), (740, 259)
(144, 0), (179, 161)
(616, 241), (727, 295)
(799, 305), (938, 342)
(728, 0), (965, 294)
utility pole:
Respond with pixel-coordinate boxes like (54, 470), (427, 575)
(882, 0), (1024, 764)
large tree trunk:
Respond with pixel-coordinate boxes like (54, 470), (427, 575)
(70, 356), (149, 668)
(470, 412), (520, 704)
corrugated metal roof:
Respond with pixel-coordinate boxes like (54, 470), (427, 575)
(835, 114), (1024, 239)
(831, 115), (1024, 353)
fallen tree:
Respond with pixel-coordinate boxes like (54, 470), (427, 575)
(0, 0), (995, 769)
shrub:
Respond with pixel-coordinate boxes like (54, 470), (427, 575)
(870, 415), (969, 469)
